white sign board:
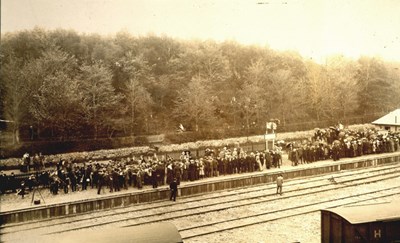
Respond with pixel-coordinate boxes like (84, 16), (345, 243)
(265, 133), (276, 140)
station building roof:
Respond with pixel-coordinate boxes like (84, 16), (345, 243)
(372, 109), (400, 126)
(322, 201), (400, 224)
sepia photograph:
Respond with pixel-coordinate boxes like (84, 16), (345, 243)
(1, 0), (400, 242)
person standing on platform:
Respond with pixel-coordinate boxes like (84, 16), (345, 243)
(276, 174), (283, 195)
(136, 170), (143, 189)
(169, 178), (178, 201)
(0, 171), (7, 194)
(151, 167), (158, 189)
(9, 172), (17, 193)
(265, 150), (272, 170)
(19, 180), (26, 199)
(97, 171), (106, 195)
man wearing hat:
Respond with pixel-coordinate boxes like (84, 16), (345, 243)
(19, 180), (26, 198)
(169, 178), (178, 201)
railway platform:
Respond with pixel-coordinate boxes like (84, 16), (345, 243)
(1, 152), (400, 225)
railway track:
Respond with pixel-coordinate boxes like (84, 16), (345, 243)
(179, 186), (400, 240)
(1, 163), (400, 242)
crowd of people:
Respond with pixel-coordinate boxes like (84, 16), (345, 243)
(0, 147), (284, 196)
(287, 125), (400, 165)
(1, 124), (400, 198)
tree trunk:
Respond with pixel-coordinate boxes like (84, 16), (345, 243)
(108, 127), (115, 139)
(233, 110), (236, 128)
(94, 123), (98, 140)
(37, 125), (40, 140)
(131, 101), (135, 136)
(13, 123), (20, 144)
(93, 93), (98, 140)
(246, 109), (250, 129)
(195, 116), (199, 132)
(130, 79), (135, 137)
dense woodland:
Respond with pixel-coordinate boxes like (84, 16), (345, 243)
(1, 28), (400, 145)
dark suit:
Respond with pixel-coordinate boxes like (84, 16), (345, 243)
(169, 180), (178, 201)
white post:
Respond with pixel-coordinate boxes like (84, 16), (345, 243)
(272, 130), (275, 150)
(265, 133), (267, 151)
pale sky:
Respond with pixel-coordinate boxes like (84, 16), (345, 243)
(2, 0), (400, 63)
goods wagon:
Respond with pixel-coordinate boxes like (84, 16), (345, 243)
(321, 201), (400, 243)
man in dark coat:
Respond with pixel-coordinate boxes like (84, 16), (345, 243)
(69, 171), (77, 192)
(136, 170), (143, 189)
(0, 171), (7, 194)
(112, 169), (120, 192)
(169, 178), (178, 201)
(151, 167), (158, 189)
(265, 150), (272, 169)
(97, 171), (106, 195)
(19, 180), (26, 199)
(9, 172), (17, 193)
(81, 167), (89, 190)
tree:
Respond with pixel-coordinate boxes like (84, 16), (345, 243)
(31, 72), (82, 138)
(173, 41), (232, 130)
(124, 78), (154, 135)
(238, 59), (269, 130)
(385, 62), (400, 109)
(116, 52), (154, 135)
(48, 29), (84, 60)
(173, 75), (216, 132)
(1, 27), (49, 61)
(22, 45), (78, 93)
(80, 62), (122, 139)
(356, 57), (394, 115)
(173, 40), (231, 98)
(24, 46), (80, 138)
(303, 61), (331, 121)
(1, 54), (27, 143)
(138, 35), (183, 76)
(325, 55), (358, 119)
(268, 69), (306, 124)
